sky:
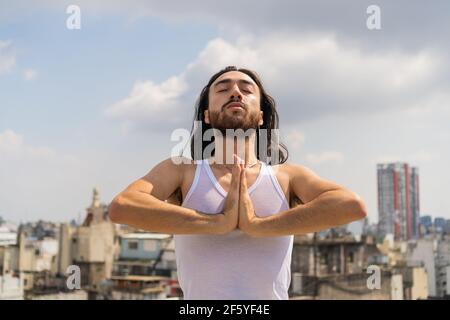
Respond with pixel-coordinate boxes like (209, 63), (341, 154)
(0, 1), (449, 227)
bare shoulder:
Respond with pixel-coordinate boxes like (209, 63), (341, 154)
(267, 161), (291, 181)
(142, 156), (193, 180)
(269, 161), (312, 180)
(277, 161), (316, 179)
(132, 156), (193, 200)
(267, 161), (321, 207)
(278, 161), (343, 204)
(265, 161), (291, 204)
(152, 156), (198, 204)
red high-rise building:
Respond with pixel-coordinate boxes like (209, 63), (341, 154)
(377, 162), (420, 240)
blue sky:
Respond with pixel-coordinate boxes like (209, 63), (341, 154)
(1, 9), (216, 149)
(1, 1), (449, 226)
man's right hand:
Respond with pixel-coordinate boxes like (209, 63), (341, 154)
(217, 154), (242, 234)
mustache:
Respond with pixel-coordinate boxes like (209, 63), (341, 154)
(221, 100), (246, 111)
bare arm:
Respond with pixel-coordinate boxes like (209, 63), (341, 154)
(108, 157), (239, 235)
(252, 163), (367, 237)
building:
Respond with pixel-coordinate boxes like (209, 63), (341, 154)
(0, 225), (19, 274)
(420, 215), (433, 235)
(290, 234), (388, 299)
(0, 224), (17, 246)
(435, 240), (450, 297)
(18, 220), (59, 241)
(377, 162), (420, 240)
(0, 273), (24, 300)
(0, 222), (24, 299)
(17, 233), (59, 274)
(434, 218), (446, 233)
(446, 266), (450, 298)
(445, 220), (450, 235)
(290, 271), (404, 300)
(291, 234), (383, 278)
(29, 290), (88, 300)
(1, 189), (121, 299)
(113, 233), (179, 298)
(110, 275), (171, 300)
(56, 188), (119, 289)
(120, 233), (176, 272)
(1, 224), (65, 298)
(406, 239), (437, 297)
(380, 236), (450, 299)
(419, 216), (450, 237)
(290, 233), (431, 300)
(393, 264), (428, 299)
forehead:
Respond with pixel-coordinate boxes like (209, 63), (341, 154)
(212, 71), (257, 87)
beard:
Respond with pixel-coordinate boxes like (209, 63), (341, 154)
(208, 108), (261, 135)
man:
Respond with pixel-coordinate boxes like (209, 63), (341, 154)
(109, 66), (367, 300)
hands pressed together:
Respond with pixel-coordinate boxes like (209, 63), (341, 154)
(219, 154), (262, 236)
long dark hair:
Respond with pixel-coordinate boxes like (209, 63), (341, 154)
(185, 66), (289, 165)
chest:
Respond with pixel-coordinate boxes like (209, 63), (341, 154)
(178, 163), (291, 206)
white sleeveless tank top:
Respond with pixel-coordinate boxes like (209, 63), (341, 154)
(174, 159), (294, 300)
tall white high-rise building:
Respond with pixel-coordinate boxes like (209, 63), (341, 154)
(377, 162), (420, 240)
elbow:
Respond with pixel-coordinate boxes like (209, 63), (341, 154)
(349, 197), (368, 221)
(108, 195), (127, 224)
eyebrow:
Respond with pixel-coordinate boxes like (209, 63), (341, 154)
(213, 78), (256, 88)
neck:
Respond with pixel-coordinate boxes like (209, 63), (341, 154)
(212, 130), (258, 166)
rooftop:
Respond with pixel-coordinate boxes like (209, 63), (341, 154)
(111, 275), (170, 282)
(120, 233), (172, 240)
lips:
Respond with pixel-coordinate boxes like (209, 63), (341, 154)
(225, 102), (244, 110)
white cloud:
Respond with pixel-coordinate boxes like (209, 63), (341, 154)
(105, 76), (188, 130)
(105, 32), (445, 132)
(0, 129), (59, 160)
(0, 129), (22, 149)
(0, 40), (15, 75)
(23, 68), (37, 81)
(0, 130), (86, 222)
(0, 129), (80, 178)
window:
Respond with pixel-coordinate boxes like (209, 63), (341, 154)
(320, 254), (328, 265)
(128, 241), (138, 250)
(348, 252), (354, 263)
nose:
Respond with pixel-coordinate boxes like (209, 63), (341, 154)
(229, 84), (243, 101)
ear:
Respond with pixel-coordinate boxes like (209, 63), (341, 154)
(204, 109), (210, 124)
(258, 111), (264, 126)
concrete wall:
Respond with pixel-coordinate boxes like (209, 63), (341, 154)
(30, 290), (88, 300)
(406, 239), (436, 296)
(0, 273), (24, 300)
(318, 273), (394, 300)
(120, 238), (162, 260)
